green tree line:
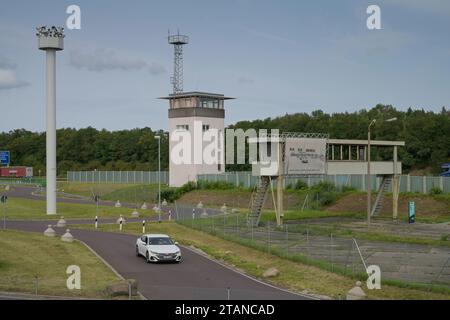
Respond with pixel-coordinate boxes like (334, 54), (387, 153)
(1, 105), (449, 175)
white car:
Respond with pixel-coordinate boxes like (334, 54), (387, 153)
(136, 234), (182, 263)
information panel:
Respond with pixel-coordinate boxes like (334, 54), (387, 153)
(0, 151), (10, 165)
(284, 138), (326, 175)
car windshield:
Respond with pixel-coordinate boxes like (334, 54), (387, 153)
(148, 237), (174, 245)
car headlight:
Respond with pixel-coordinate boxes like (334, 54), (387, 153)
(149, 251), (158, 255)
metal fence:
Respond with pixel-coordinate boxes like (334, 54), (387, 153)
(67, 171), (169, 184)
(198, 172), (450, 194)
(176, 209), (450, 289)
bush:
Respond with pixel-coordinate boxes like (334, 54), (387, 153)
(429, 187), (443, 195)
(294, 180), (308, 190)
(341, 185), (357, 193)
(197, 180), (235, 190)
(159, 188), (178, 203)
(158, 181), (198, 203)
(311, 181), (336, 192)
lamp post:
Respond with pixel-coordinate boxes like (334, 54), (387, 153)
(367, 117), (397, 227)
(36, 26), (65, 215)
(155, 135), (161, 222)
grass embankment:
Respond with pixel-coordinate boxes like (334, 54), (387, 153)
(4, 197), (157, 220)
(74, 221), (450, 300)
(57, 182), (161, 204)
(0, 229), (119, 298)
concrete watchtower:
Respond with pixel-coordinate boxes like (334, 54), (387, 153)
(161, 32), (234, 187)
(160, 92), (234, 187)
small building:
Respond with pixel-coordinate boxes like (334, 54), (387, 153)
(0, 166), (33, 178)
(160, 91), (234, 187)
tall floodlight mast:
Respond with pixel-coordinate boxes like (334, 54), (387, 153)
(168, 31), (189, 94)
(36, 26), (65, 215)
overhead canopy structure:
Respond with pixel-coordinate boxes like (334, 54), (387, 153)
(248, 133), (405, 227)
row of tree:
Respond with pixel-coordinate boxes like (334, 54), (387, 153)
(1, 105), (449, 175)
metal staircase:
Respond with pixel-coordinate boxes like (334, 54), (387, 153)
(371, 176), (392, 217)
(248, 176), (271, 227)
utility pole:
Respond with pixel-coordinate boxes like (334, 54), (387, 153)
(36, 26), (65, 215)
(367, 119), (376, 227)
(155, 135), (161, 222)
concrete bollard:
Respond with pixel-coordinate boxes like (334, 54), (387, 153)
(44, 225), (56, 237)
(162, 199), (168, 207)
(221, 204), (227, 214)
(131, 210), (140, 218)
(197, 201), (203, 209)
(201, 209), (208, 218)
(56, 216), (67, 228)
(141, 202), (148, 210)
(231, 208), (238, 214)
(346, 281), (367, 300)
(115, 200), (122, 208)
(61, 229), (74, 242)
(5, 185), (10, 191)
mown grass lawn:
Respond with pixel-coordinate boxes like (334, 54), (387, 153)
(74, 221), (450, 300)
(56, 182), (162, 204)
(4, 197), (157, 220)
(0, 229), (119, 298)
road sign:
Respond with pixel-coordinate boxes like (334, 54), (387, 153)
(0, 151), (10, 165)
(408, 201), (415, 224)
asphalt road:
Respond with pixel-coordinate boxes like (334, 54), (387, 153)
(3, 186), (311, 300)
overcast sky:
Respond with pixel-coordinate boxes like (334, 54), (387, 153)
(1, 0), (449, 132)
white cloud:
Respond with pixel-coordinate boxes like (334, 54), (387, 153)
(333, 30), (415, 57)
(70, 48), (148, 72)
(0, 56), (28, 90)
(0, 68), (29, 90)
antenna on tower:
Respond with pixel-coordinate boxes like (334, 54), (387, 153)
(168, 30), (189, 94)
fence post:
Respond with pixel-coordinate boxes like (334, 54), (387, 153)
(423, 176), (427, 193)
(330, 234), (334, 272)
(35, 275), (39, 295)
(286, 224), (289, 253)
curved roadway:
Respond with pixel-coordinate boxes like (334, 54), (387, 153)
(3, 186), (312, 300)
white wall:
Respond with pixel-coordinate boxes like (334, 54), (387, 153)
(169, 116), (225, 187)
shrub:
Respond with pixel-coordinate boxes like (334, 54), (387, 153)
(294, 180), (308, 190)
(341, 185), (357, 193)
(159, 188), (178, 203)
(197, 180), (234, 190)
(429, 187), (443, 195)
(158, 181), (197, 203)
(311, 181), (336, 192)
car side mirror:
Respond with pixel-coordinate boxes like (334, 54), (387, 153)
(174, 242), (179, 245)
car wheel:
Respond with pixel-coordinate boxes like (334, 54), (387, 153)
(177, 257), (183, 263)
(146, 251), (151, 263)
(136, 246), (140, 257)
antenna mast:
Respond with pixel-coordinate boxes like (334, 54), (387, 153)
(168, 30), (189, 94)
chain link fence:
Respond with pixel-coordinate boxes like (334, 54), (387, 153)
(198, 173), (450, 194)
(67, 171), (169, 184)
(175, 205), (450, 289)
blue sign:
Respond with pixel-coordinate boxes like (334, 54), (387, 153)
(408, 201), (415, 224)
(0, 151), (10, 165)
